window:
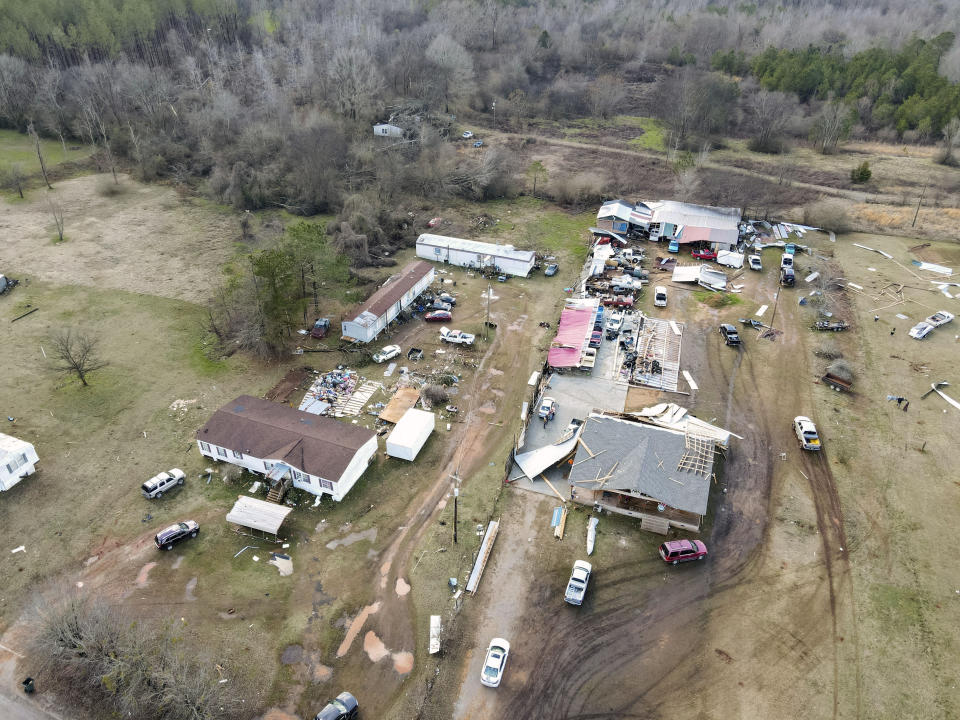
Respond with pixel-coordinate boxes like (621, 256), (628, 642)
(199, 441), (210, 452)
(5, 454), (26, 473)
(216, 446), (227, 458)
(320, 479), (334, 491)
(292, 469), (306, 482)
(264, 462), (274, 472)
(232, 450), (243, 459)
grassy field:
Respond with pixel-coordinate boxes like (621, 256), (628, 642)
(0, 128), (92, 176)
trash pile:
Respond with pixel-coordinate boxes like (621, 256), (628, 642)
(299, 368), (360, 415)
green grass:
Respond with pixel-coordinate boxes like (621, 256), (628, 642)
(693, 290), (743, 307)
(472, 197), (594, 264)
(624, 117), (667, 151)
(0, 128), (92, 172)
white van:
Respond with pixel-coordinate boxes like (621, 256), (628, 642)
(654, 286), (667, 307)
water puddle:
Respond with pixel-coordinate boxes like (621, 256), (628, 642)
(395, 577), (411, 596)
(362, 631), (415, 675)
(336, 601), (381, 657)
(325, 528), (377, 550)
(184, 576), (198, 601)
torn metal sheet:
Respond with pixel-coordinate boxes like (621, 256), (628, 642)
(514, 426), (582, 479)
(755, 304), (768, 317)
(682, 370), (698, 391)
(629, 402), (740, 447)
(853, 243), (893, 259)
(912, 260), (953, 276)
(930, 382), (960, 412)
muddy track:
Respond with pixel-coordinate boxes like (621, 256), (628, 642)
(799, 450), (862, 720)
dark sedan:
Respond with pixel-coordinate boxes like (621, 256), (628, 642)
(155, 520), (199, 550)
(424, 310), (452, 322)
(315, 692), (359, 720)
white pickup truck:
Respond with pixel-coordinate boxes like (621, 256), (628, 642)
(908, 310), (954, 340)
(564, 560), (592, 605)
(439, 327), (475, 346)
(580, 347), (597, 369)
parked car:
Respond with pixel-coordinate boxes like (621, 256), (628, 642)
(439, 327), (475, 345)
(784, 242), (796, 255)
(668, 239), (680, 253)
(691, 248), (717, 260)
(142, 468), (185, 499)
(564, 560), (592, 605)
(659, 539), (708, 565)
(462, 130), (474, 139)
(780, 267), (795, 287)
(473, 140), (484, 147)
(654, 286), (667, 307)
(314, 692), (359, 720)
(372, 345), (401, 363)
(155, 520), (199, 550)
(605, 311), (624, 333)
(793, 416), (821, 451)
(309, 318), (331, 339)
(431, 300), (452, 312)
(437, 292), (457, 305)
(427, 217), (442, 228)
(544, 263), (559, 276)
(909, 310), (954, 339)
(480, 638), (510, 688)
(497, 274), (508, 282)
(718, 324), (741, 346)
(748, 255), (763, 271)
(538, 396), (558, 420)
(780, 253), (794, 269)
(424, 310), (452, 322)
(589, 331), (603, 348)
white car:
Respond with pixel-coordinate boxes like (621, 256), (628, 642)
(909, 310), (954, 339)
(142, 469), (185, 499)
(538, 396), (558, 420)
(439, 327), (475, 345)
(480, 638), (510, 688)
(793, 416), (821, 451)
(780, 253), (794, 269)
(462, 130), (474, 139)
(748, 254), (762, 271)
(372, 345), (401, 363)
(605, 311), (624, 333)
(564, 560), (592, 605)
(654, 286), (667, 307)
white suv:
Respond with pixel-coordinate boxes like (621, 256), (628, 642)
(142, 469), (186, 498)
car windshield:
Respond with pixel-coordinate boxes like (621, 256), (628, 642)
(331, 699), (348, 712)
(178, 522), (189, 530)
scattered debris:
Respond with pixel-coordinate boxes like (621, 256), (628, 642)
(11, 545), (25, 554)
(267, 553), (293, 576)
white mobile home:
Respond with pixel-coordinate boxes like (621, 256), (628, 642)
(0, 432), (38, 491)
(386, 409), (435, 461)
(416, 233), (536, 277)
(373, 123), (404, 138)
(341, 260), (435, 343)
(196, 396), (378, 502)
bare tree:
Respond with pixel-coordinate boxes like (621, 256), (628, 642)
(425, 35), (475, 111)
(747, 89), (793, 153)
(526, 160), (547, 197)
(50, 328), (107, 386)
(589, 74), (626, 119)
(811, 99), (852, 154)
(0, 162), (26, 198)
(27, 122), (53, 189)
(47, 193), (65, 242)
(936, 116), (960, 166)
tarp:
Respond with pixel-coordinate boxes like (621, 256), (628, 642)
(226, 496), (293, 535)
(548, 307), (595, 368)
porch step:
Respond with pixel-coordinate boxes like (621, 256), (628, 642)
(640, 514), (670, 535)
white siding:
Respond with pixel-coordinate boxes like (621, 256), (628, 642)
(0, 435), (39, 492)
(416, 234), (535, 277)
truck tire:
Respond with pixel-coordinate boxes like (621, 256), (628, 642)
(178, 478), (184, 485)
(156, 491), (163, 498)
(190, 531), (197, 538)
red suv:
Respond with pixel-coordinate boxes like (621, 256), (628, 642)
(691, 248), (717, 260)
(658, 539), (707, 564)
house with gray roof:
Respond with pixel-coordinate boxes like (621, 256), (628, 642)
(569, 413), (717, 533)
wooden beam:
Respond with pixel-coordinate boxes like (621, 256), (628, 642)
(554, 506), (567, 540)
(571, 449), (606, 467)
(578, 438), (596, 458)
(540, 474), (568, 503)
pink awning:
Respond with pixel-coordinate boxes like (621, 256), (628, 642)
(678, 226), (710, 243)
(547, 308), (595, 368)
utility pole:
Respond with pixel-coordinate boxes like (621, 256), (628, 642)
(453, 487), (459, 544)
(912, 184), (927, 227)
(492, 101), (496, 129)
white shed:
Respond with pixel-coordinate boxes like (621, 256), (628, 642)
(373, 123), (404, 138)
(416, 234), (536, 277)
(0, 432), (38, 491)
(386, 409), (435, 461)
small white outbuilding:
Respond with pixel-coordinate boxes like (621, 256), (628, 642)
(0, 432), (38, 491)
(386, 409), (435, 461)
